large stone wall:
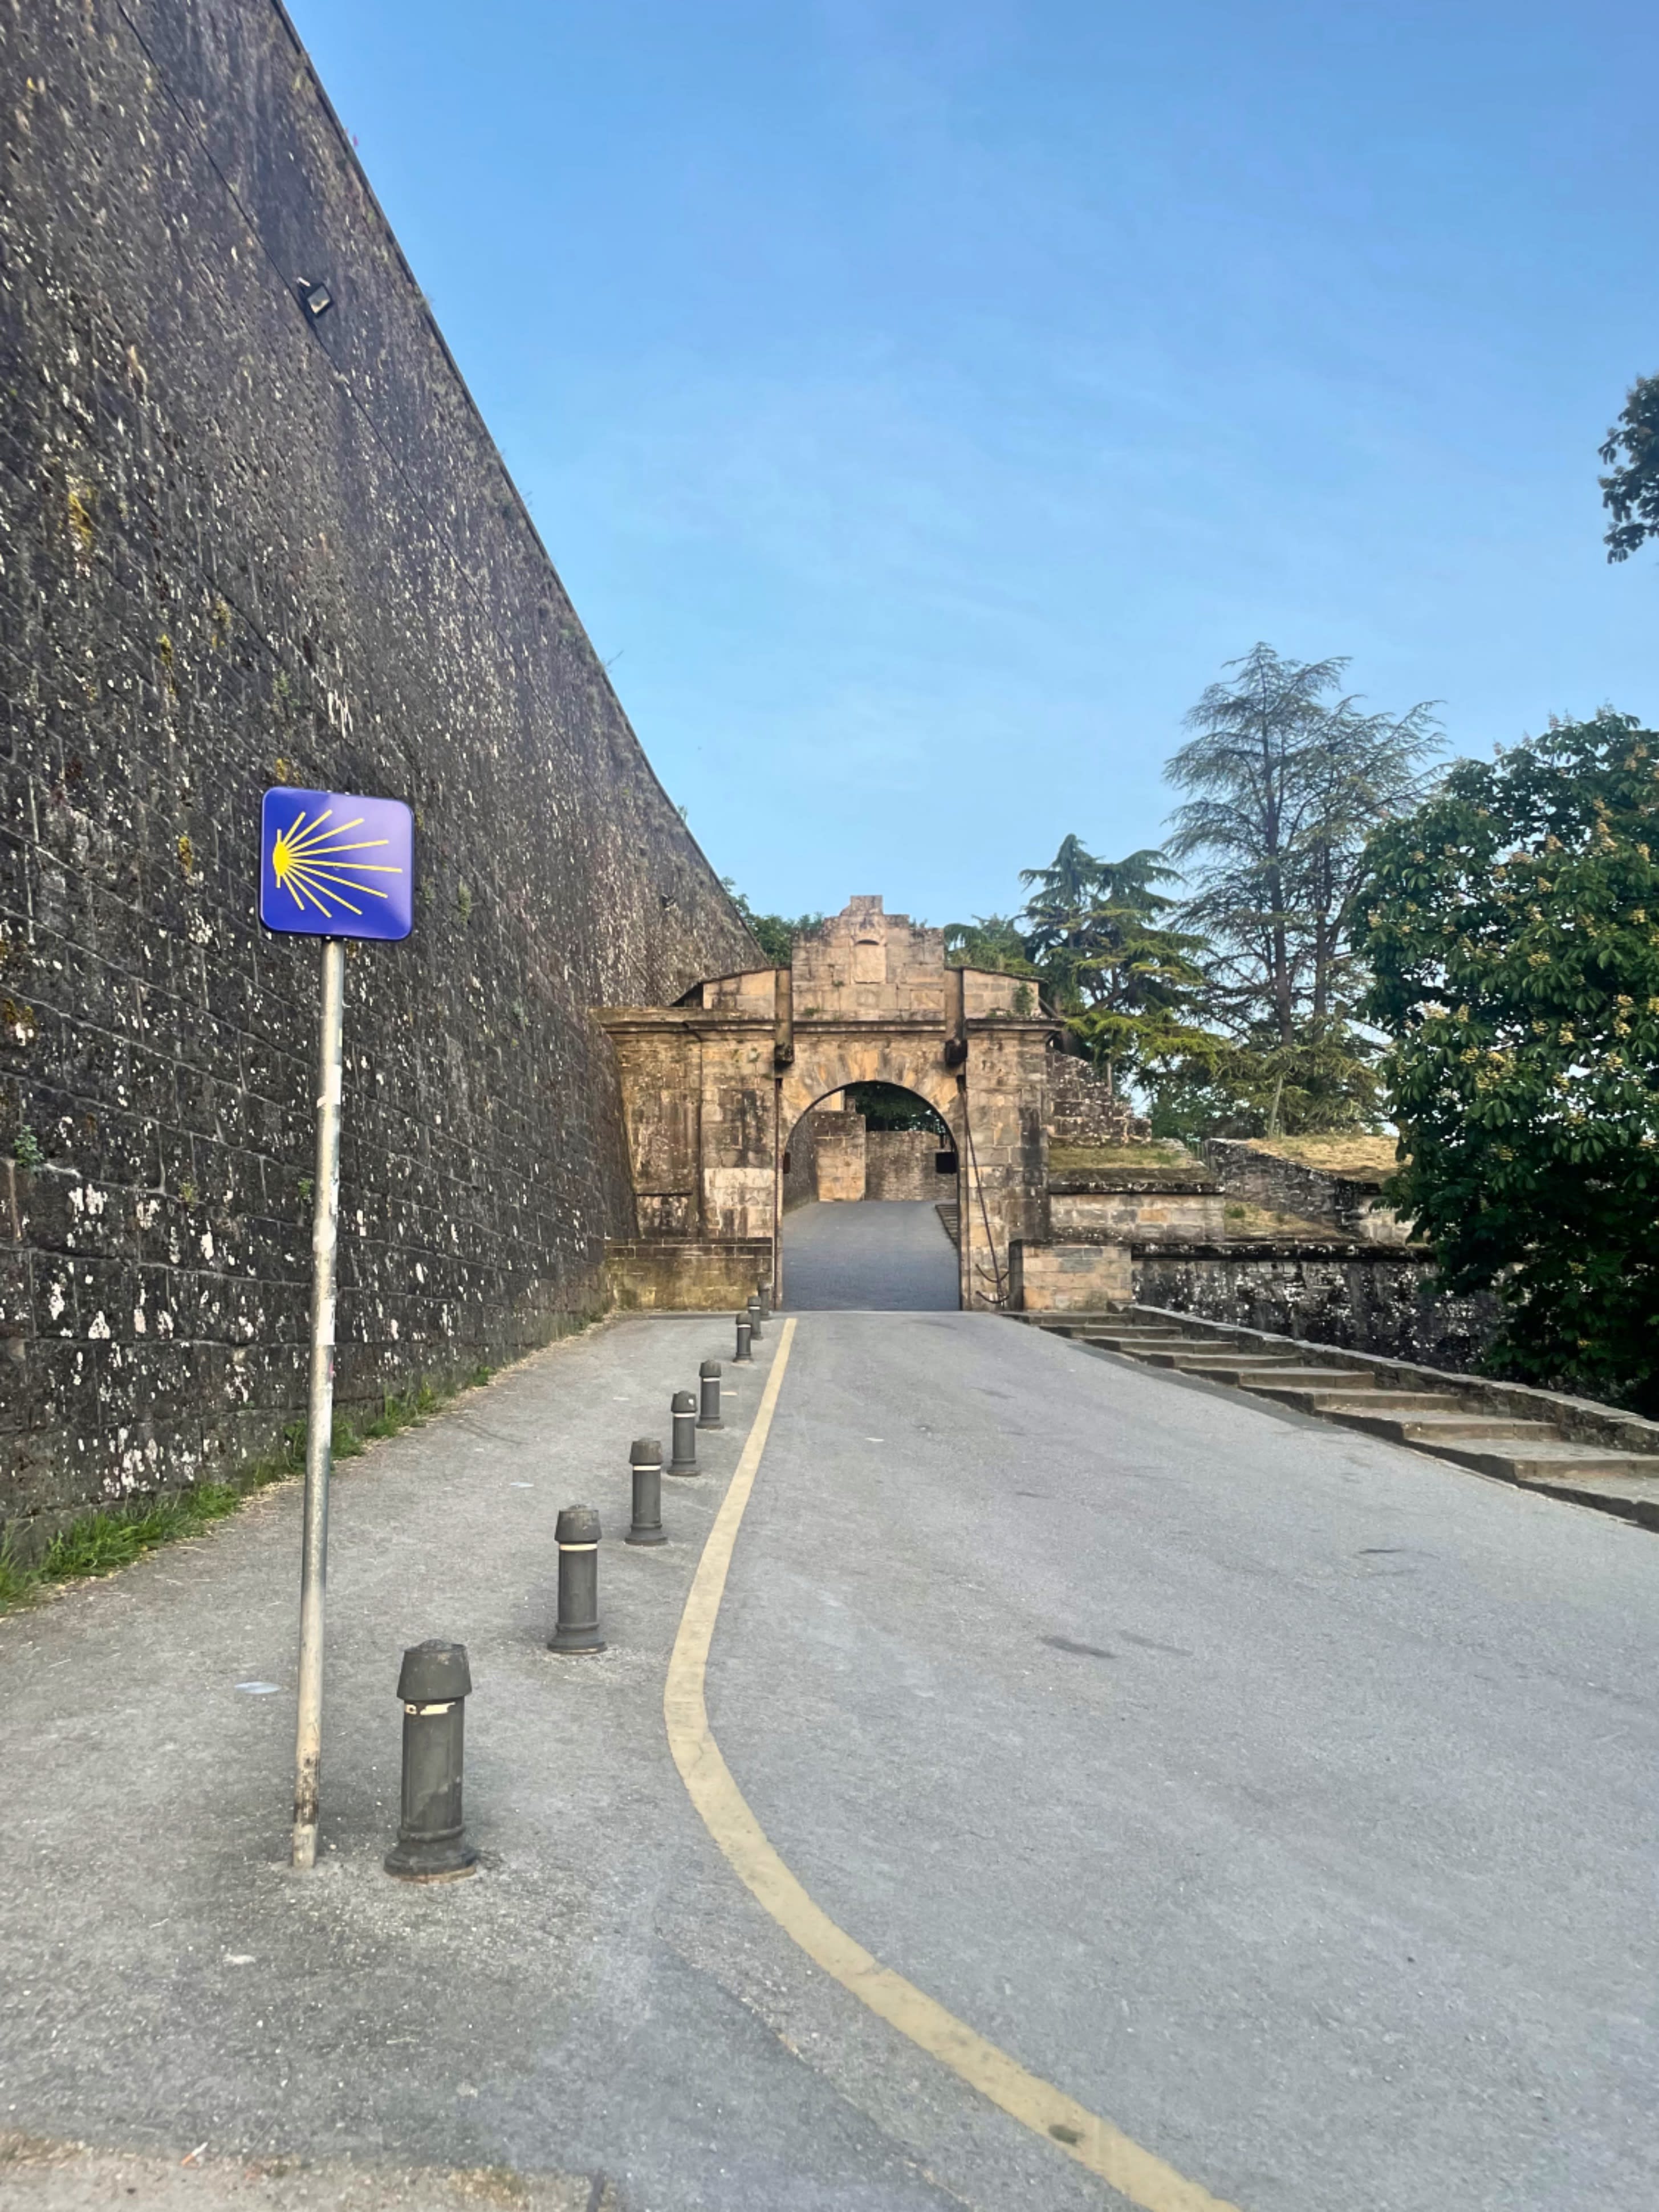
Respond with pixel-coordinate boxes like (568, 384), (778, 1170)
(0, 0), (757, 1548)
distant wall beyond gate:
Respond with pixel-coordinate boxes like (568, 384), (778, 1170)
(0, 0), (756, 1548)
(865, 1130), (946, 1201)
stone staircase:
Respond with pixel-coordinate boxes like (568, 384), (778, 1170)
(1025, 1309), (1659, 1530)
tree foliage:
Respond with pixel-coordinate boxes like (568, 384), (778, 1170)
(1599, 372), (1659, 565)
(843, 1081), (948, 1135)
(723, 881), (824, 965)
(1166, 643), (1440, 1040)
(1357, 710), (1659, 1412)
(1016, 839), (1214, 1087)
(949, 837), (1213, 1091)
(1144, 1018), (1385, 1147)
(941, 913), (1036, 977)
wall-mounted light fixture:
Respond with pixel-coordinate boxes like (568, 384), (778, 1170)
(297, 279), (334, 321)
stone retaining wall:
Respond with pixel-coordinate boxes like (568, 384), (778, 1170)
(1010, 1239), (1132, 1312)
(0, 0), (756, 1549)
(1132, 1243), (1498, 1369)
(1202, 1140), (1409, 1243)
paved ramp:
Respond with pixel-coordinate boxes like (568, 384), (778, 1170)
(782, 1199), (959, 1310)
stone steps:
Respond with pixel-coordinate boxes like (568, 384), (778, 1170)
(1030, 1307), (1659, 1530)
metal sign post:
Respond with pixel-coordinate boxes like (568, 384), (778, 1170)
(292, 934), (344, 1867)
(259, 786), (414, 1869)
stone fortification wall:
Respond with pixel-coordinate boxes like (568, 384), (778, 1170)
(1046, 1052), (1140, 1148)
(782, 1110), (826, 1212)
(1050, 1186), (1225, 1241)
(0, 0), (757, 1548)
(1202, 1140), (1410, 1244)
(783, 1115), (951, 1206)
(1132, 1245), (1498, 1369)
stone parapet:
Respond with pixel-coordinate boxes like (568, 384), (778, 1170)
(1051, 1189), (1225, 1241)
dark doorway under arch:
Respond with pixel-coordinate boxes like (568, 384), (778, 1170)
(781, 1083), (960, 1310)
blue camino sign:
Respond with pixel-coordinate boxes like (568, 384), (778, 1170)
(259, 786), (414, 941)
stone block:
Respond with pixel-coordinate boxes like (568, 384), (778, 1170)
(603, 1239), (772, 1312)
(1009, 1240), (1132, 1311)
(811, 1113), (867, 1201)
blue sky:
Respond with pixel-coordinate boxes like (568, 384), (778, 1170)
(290, 0), (1658, 929)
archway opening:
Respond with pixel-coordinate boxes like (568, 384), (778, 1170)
(780, 1083), (960, 1310)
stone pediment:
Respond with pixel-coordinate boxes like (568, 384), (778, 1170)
(675, 898), (1032, 1022)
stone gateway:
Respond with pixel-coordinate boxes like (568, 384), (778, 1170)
(597, 897), (1136, 1311)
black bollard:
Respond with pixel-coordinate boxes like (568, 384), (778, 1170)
(757, 1281), (772, 1325)
(669, 1389), (700, 1476)
(747, 1293), (764, 1343)
(548, 1504), (605, 1653)
(384, 1640), (479, 1882)
(735, 1314), (753, 1363)
(627, 1438), (665, 1546)
(697, 1359), (724, 1430)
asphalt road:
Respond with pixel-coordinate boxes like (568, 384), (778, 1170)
(782, 1199), (959, 1310)
(3, 1311), (1656, 2211)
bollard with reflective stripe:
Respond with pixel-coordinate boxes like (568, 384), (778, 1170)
(548, 1504), (605, 1652)
(669, 1389), (700, 1476)
(756, 1281), (771, 1325)
(697, 1359), (723, 1430)
(735, 1314), (753, 1363)
(627, 1438), (665, 1546)
(384, 1640), (479, 1881)
(747, 1293), (764, 1343)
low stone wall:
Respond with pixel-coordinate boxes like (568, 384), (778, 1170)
(1202, 1141), (1409, 1244)
(1132, 1242), (1498, 1369)
(866, 1129), (952, 1201)
(1010, 1239), (1131, 1311)
(603, 1239), (771, 1312)
(1050, 1185), (1223, 1241)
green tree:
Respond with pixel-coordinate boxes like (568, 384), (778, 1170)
(1016, 839), (1214, 1092)
(723, 882), (823, 965)
(948, 839), (1214, 1095)
(843, 1081), (948, 1135)
(1166, 643), (1440, 1040)
(1599, 372), (1659, 564)
(941, 913), (1036, 977)
(1144, 1018), (1385, 1146)
(1357, 710), (1659, 1412)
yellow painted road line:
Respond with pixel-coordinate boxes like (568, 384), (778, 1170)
(664, 1316), (1242, 2212)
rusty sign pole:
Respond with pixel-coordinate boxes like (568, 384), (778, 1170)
(291, 933), (344, 1871)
